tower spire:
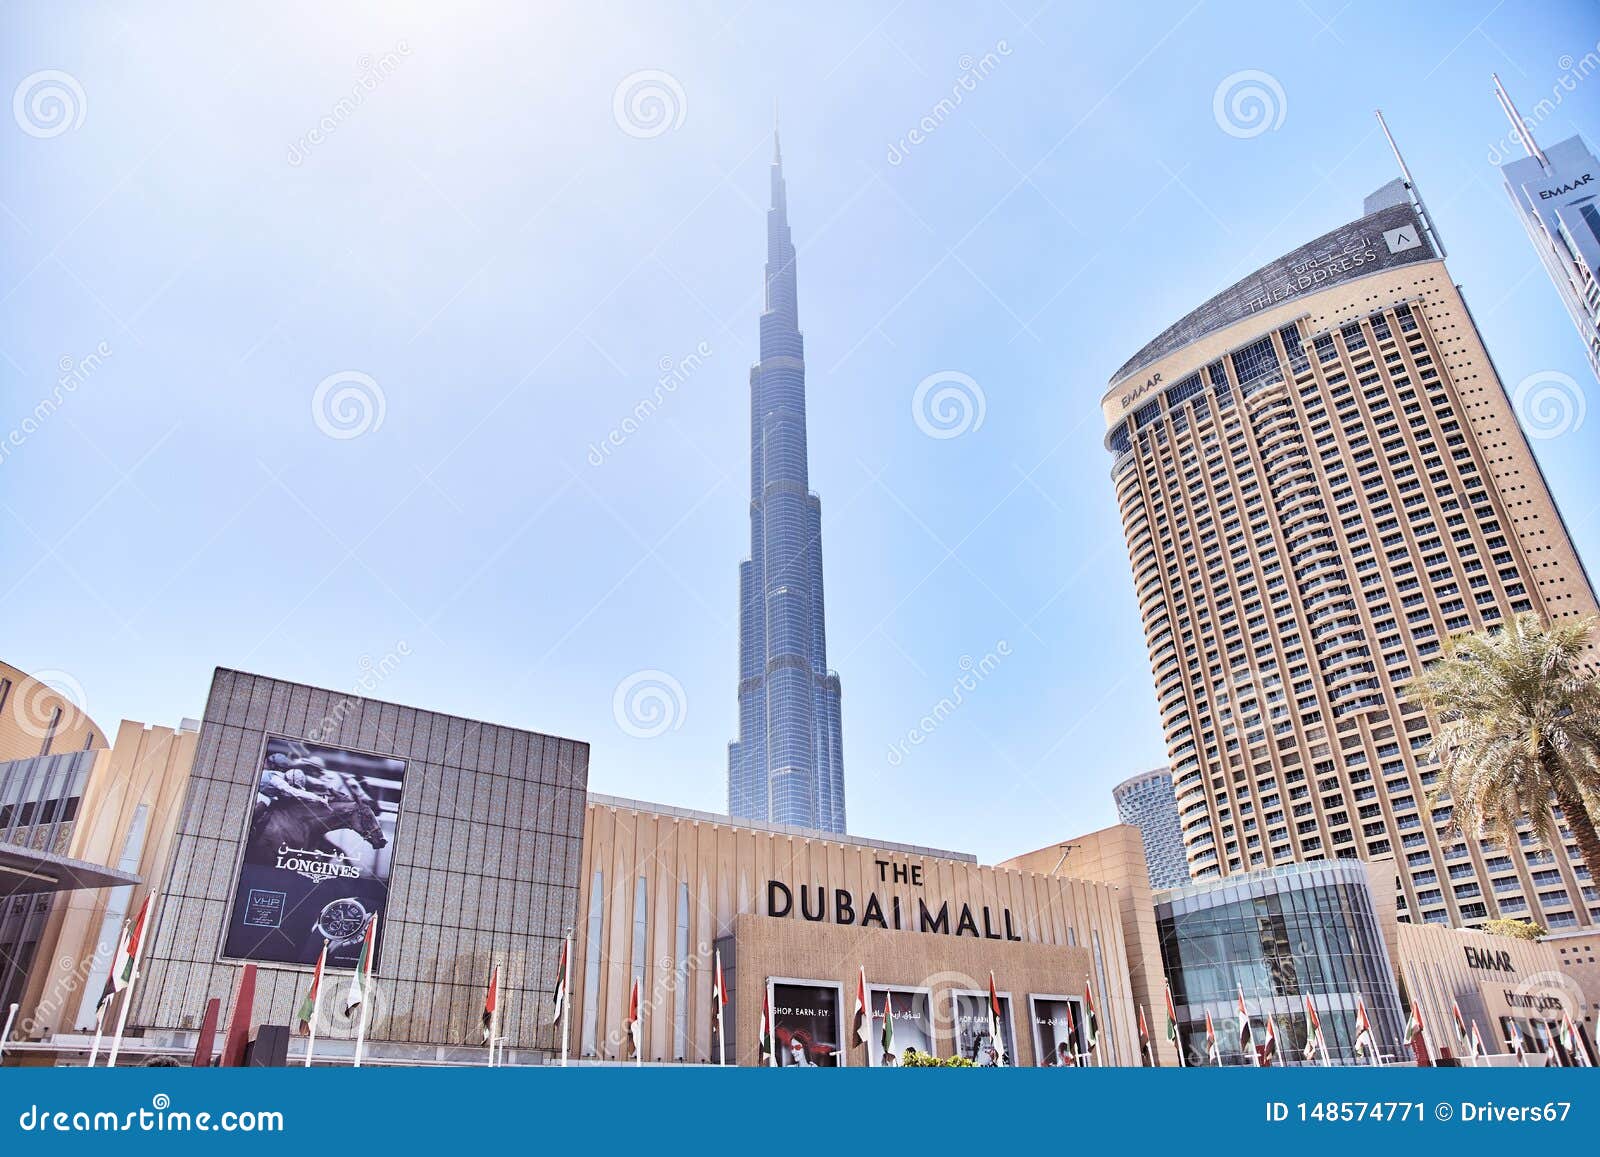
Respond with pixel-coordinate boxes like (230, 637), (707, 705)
(773, 98), (781, 163)
(729, 145), (847, 834)
(1492, 73), (1549, 170)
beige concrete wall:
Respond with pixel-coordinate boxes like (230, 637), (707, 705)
(573, 799), (1146, 1065)
(1391, 921), (1582, 1061)
(999, 823), (1177, 1064)
(17, 720), (197, 1039)
(0, 660), (107, 763)
(1545, 928), (1600, 1054)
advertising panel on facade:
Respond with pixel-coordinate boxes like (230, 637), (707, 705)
(1030, 994), (1086, 1067)
(951, 989), (1016, 1066)
(868, 986), (933, 1066)
(222, 736), (405, 969)
(769, 979), (844, 1067)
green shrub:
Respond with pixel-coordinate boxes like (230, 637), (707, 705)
(898, 1049), (976, 1067)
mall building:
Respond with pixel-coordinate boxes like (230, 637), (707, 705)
(0, 661), (1593, 1066)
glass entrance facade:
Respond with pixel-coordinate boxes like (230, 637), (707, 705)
(1156, 861), (1404, 1065)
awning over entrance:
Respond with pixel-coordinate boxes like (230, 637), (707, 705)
(0, 841), (141, 895)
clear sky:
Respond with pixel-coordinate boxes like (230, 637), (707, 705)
(3, 1), (1597, 865)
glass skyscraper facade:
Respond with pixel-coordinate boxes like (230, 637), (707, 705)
(1493, 79), (1600, 384)
(1156, 861), (1404, 1066)
(727, 132), (846, 834)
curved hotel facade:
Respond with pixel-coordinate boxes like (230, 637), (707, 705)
(1100, 180), (1600, 932)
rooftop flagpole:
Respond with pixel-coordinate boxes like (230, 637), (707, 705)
(1492, 73), (1550, 170)
(1375, 109), (1447, 259)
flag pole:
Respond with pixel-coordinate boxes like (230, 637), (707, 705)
(1405, 963), (1435, 1065)
(305, 978), (322, 1069)
(107, 896), (158, 1067)
(86, 1000), (109, 1068)
(1165, 979), (1185, 1068)
(0, 1002), (17, 1064)
(1314, 999), (1329, 1067)
(353, 913), (378, 1069)
(561, 933), (572, 1068)
(714, 947), (726, 1068)
(491, 963), (502, 1068)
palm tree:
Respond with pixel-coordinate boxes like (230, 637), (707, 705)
(1408, 613), (1600, 900)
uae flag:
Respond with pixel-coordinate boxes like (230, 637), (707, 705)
(1403, 1000), (1425, 1049)
(1164, 980), (1180, 1045)
(95, 923), (132, 1015)
(1235, 987), (1255, 1056)
(1204, 1011), (1221, 1065)
(1353, 995), (1376, 1060)
(852, 966), (869, 1046)
(711, 949), (727, 1041)
(1138, 1003), (1153, 1065)
(551, 939), (568, 1024)
(759, 991), (774, 1065)
(987, 972), (1007, 1064)
(481, 964), (499, 1043)
(1469, 1021), (1486, 1060)
(880, 991), (895, 1059)
(344, 914), (377, 1016)
(1559, 1010), (1589, 1064)
(1302, 994), (1323, 1062)
(1262, 1015), (1278, 1064)
(626, 977), (642, 1059)
(297, 940), (328, 1035)
(1082, 981), (1099, 1053)
(98, 894), (153, 1013)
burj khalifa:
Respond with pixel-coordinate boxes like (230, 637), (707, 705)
(727, 128), (847, 834)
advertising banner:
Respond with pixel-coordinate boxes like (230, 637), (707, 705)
(770, 981), (842, 1067)
(869, 987), (933, 1066)
(952, 990), (1016, 1066)
(222, 737), (406, 969)
(1031, 996), (1086, 1067)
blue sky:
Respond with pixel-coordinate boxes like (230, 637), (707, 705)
(3, 1), (1597, 864)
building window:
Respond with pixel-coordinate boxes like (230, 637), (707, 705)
(581, 869), (603, 1056)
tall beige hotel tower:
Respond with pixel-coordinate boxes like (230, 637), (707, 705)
(1100, 126), (1599, 933)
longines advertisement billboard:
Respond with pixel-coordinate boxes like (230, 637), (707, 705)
(222, 736), (406, 969)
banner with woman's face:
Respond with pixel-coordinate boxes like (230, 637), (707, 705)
(771, 981), (842, 1067)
